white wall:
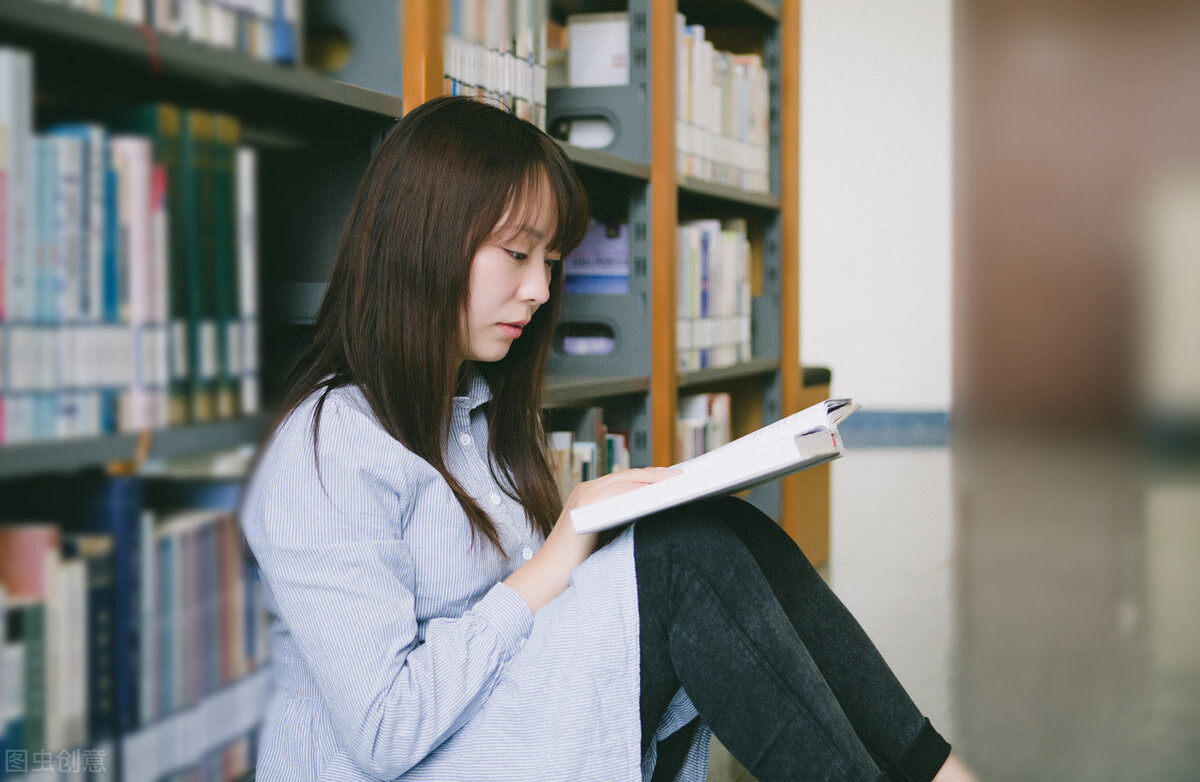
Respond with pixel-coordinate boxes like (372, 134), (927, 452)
(799, 0), (953, 412)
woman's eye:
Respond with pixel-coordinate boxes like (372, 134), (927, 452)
(545, 257), (561, 268)
(505, 249), (528, 262)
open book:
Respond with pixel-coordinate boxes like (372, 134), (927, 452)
(571, 398), (859, 534)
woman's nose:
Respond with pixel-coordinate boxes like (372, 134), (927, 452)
(521, 262), (551, 305)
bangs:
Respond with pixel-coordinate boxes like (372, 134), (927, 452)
(488, 161), (589, 257)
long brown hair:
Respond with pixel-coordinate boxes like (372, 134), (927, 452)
(279, 96), (589, 551)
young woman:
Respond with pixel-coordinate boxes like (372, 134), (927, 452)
(241, 96), (975, 782)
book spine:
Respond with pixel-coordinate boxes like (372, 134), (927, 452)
(21, 602), (45, 756)
(212, 115), (240, 419)
(235, 146), (259, 415)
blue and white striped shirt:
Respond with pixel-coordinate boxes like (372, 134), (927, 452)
(241, 369), (709, 781)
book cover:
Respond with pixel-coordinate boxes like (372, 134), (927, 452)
(571, 399), (859, 534)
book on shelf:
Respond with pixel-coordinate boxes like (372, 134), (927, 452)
(548, 405), (630, 501)
(566, 12), (629, 88)
(676, 218), (752, 372)
(676, 392), (732, 463)
(0, 472), (269, 779)
(0, 77), (262, 447)
(28, 0), (302, 65)
(563, 218), (629, 296)
(571, 398), (859, 534)
(443, 0), (549, 128)
(674, 15), (770, 192)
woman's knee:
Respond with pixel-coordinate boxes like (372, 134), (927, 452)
(634, 499), (751, 564)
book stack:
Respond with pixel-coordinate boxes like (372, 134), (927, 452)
(675, 15), (771, 193)
(0, 473), (270, 782)
(676, 392), (732, 463)
(444, 0), (549, 129)
(676, 218), (753, 372)
(31, 0), (303, 65)
(547, 406), (630, 502)
(1, 48), (261, 447)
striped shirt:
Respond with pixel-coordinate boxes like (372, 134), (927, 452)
(241, 368), (710, 781)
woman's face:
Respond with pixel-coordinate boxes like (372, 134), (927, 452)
(463, 185), (560, 364)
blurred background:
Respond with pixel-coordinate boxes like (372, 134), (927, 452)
(789, 1), (1200, 781)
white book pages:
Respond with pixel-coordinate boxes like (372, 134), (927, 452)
(572, 399), (858, 534)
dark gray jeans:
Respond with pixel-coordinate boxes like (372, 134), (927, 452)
(635, 496), (951, 782)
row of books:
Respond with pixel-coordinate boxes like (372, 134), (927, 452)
(0, 473), (269, 781)
(1, 48), (261, 446)
(553, 12), (771, 193)
(677, 218), (753, 372)
(31, 0), (302, 65)
(445, 0), (549, 129)
(676, 18), (772, 193)
(548, 406), (631, 502)
(676, 392), (732, 463)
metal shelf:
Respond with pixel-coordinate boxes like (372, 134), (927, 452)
(556, 141), (652, 180)
(678, 356), (781, 390)
(543, 374), (650, 408)
(678, 176), (781, 211)
(0, 414), (271, 479)
(678, 0), (781, 25)
(0, 0), (403, 133)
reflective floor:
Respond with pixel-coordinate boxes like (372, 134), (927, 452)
(709, 433), (1200, 781)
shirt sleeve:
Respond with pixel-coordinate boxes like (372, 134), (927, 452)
(242, 398), (534, 779)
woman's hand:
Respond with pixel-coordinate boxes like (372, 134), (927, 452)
(504, 467), (681, 614)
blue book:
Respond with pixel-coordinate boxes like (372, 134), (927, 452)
(56, 474), (145, 734)
(157, 532), (174, 717)
(564, 220), (630, 296)
(101, 163), (120, 434)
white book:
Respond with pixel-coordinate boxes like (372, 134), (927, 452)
(236, 146), (259, 414)
(571, 399), (859, 534)
(567, 12), (628, 87)
(110, 136), (156, 431)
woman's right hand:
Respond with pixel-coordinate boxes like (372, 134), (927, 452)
(505, 467), (681, 614)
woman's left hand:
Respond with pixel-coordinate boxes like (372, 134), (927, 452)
(505, 467), (680, 613)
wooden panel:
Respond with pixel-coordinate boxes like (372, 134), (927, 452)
(793, 382), (831, 565)
(403, 0), (444, 111)
(779, 0), (806, 544)
(649, 0), (680, 467)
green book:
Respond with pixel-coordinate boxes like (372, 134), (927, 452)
(20, 600), (46, 756)
(181, 109), (218, 422)
(212, 114), (241, 419)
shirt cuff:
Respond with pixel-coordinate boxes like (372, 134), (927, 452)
(473, 582), (535, 657)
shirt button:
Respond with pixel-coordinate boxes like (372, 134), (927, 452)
(522, 547), (533, 561)
(458, 433), (472, 446)
(489, 492), (502, 506)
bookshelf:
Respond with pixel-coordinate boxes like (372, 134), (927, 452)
(394, 0), (805, 531)
(0, 1), (812, 779)
(531, 0), (802, 532)
(0, 2), (399, 780)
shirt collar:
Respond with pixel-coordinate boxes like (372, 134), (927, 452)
(454, 363), (493, 412)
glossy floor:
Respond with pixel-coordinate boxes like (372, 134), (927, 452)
(708, 433), (1200, 781)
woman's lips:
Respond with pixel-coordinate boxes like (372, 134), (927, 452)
(498, 322), (526, 338)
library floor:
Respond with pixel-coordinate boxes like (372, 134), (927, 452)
(706, 431), (1200, 782)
